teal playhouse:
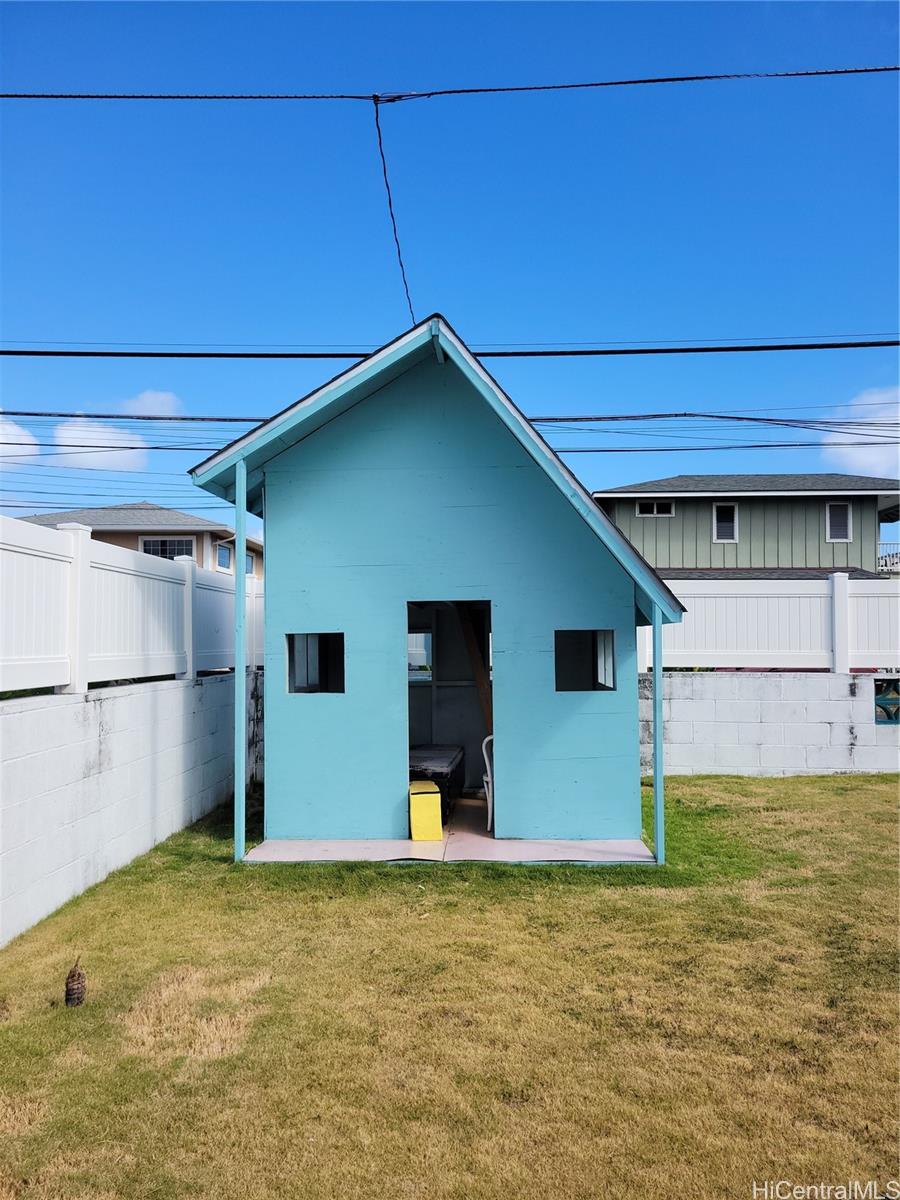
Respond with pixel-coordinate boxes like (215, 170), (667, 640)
(190, 316), (683, 864)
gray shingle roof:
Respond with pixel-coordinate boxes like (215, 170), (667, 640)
(594, 473), (900, 495)
(22, 502), (234, 533)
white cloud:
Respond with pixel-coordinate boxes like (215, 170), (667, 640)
(120, 390), (181, 417)
(54, 418), (149, 470)
(821, 387), (900, 477)
(0, 415), (41, 465)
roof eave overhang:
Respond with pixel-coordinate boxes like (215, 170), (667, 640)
(189, 324), (435, 507)
(434, 325), (684, 622)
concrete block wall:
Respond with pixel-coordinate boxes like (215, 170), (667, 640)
(640, 672), (899, 776)
(0, 670), (263, 947)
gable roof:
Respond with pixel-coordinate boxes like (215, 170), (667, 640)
(22, 502), (264, 548)
(593, 473), (900, 494)
(190, 314), (683, 623)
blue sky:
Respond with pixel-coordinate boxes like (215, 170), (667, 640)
(0, 1), (897, 533)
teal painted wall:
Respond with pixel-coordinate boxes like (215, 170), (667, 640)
(262, 355), (641, 840)
(605, 496), (880, 571)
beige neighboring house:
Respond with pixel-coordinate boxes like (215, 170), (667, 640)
(22, 501), (264, 579)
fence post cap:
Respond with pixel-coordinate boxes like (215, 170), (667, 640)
(55, 522), (92, 532)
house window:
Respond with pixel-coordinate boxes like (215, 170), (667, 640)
(408, 632), (433, 682)
(245, 552), (254, 574)
(141, 537), (194, 560)
(286, 633), (345, 694)
(713, 503), (738, 543)
(554, 629), (616, 692)
(217, 543), (233, 571)
(636, 500), (674, 516)
(826, 502), (852, 543)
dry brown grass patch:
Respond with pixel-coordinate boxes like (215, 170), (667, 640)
(121, 966), (271, 1062)
(0, 1096), (47, 1138)
(53, 1045), (91, 1071)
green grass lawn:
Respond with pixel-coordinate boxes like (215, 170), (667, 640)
(1, 775), (897, 1200)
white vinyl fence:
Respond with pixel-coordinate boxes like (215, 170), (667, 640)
(0, 516), (263, 694)
(639, 574), (900, 672)
(3, 517), (899, 686)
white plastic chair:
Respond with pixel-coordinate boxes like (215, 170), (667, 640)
(481, 735), (494, 831)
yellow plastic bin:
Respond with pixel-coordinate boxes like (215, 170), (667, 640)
(409, 780), (443, 841)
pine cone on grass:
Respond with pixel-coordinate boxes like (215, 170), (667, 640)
(65, 958), (86, 1007)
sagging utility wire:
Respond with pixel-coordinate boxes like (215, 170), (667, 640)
(3, 65), (896, 102)
(372, 96), (416, 324)
(5, 409), (899, 432)
(2, 439), (896, 457)
(1, 338), (897, 360)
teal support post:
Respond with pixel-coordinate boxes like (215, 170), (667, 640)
(652, 603), (665, 865)
(233, 457), (247, 862)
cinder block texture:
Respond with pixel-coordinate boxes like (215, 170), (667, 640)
(1, 672), (263, 946)
(639, 672), (898, 778)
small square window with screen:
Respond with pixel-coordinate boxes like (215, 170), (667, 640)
(287, 633), (345, 693)
(555, 629), (616, 692)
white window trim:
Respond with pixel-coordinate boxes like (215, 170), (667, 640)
(635, 500), (675, 517)
(826, 501), (853, 543)
(712, 502), (739, 544)
(139, 534), (196, 558)
(215, 541), (235, 574)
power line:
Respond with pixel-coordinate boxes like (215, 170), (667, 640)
(3, 438), (895, 459)
(530, 411), (900, 430)
(554, 440), (899, 453)
(0, 501), (237, 511)
(3, 65), (896, 103)
(378, 66), (900, 104)
(1, 338), (897, 361)
(5, 410), (898, 435)
(482, 340), (900, 359)
(0, 462), (193, 475)
(0, 415), (260, 424)
(372, 97), (415, 324)
(2, 330), (895, 349)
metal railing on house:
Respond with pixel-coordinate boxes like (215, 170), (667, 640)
(878, 542), (900, 574)
(0, 516), (263, 695)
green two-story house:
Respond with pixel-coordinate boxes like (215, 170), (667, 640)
(592, 474), (900, 578)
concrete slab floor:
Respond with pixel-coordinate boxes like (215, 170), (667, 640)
(244, 797), (655, 865)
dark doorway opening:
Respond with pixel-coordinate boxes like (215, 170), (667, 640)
(407, 601), (493, 832)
